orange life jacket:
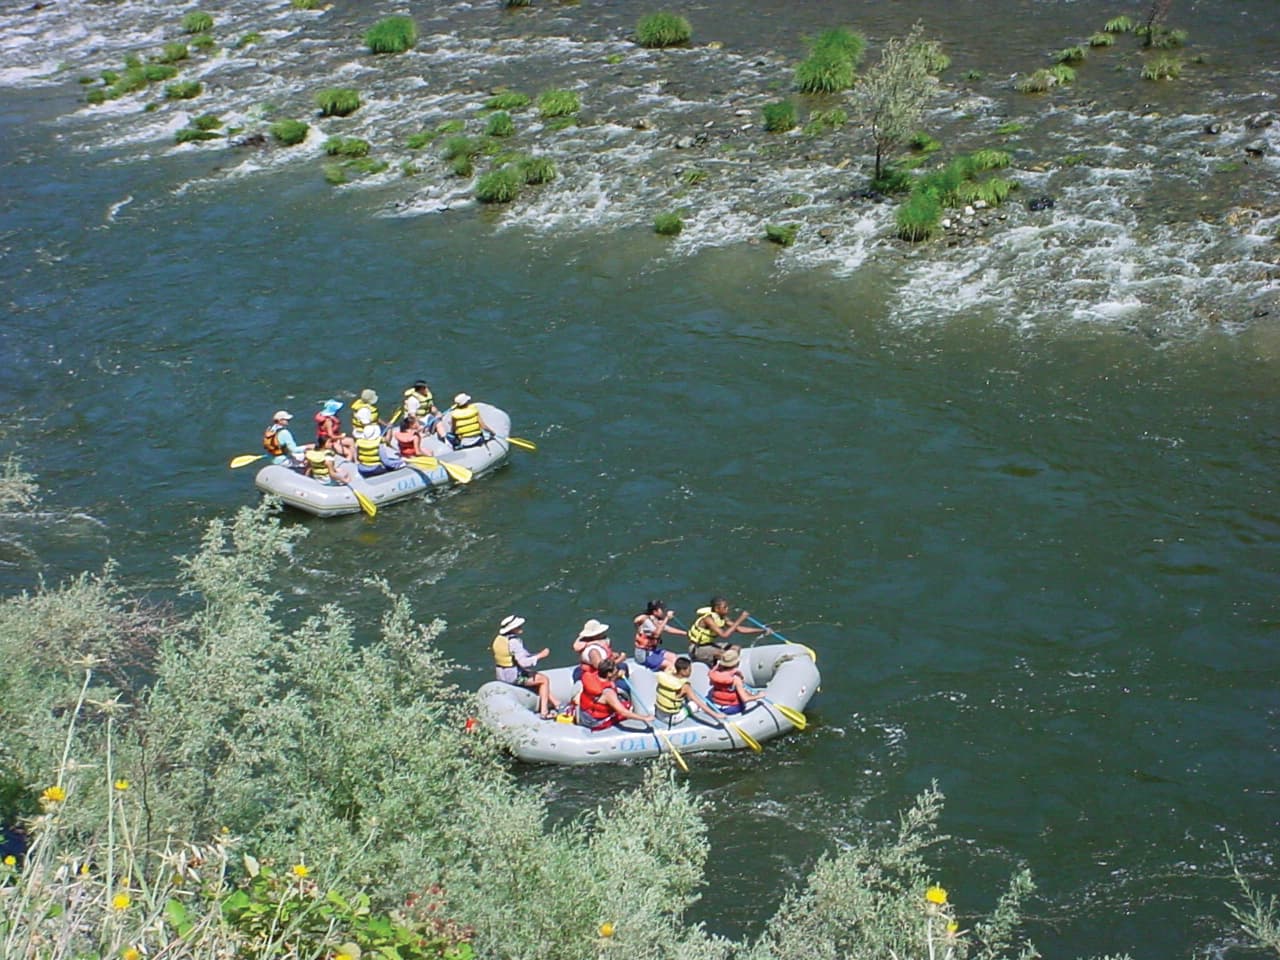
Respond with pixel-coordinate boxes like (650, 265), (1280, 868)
(262, 424), (284, 456)
(708, 666), (742, 708)
(579, 669), (616, 720)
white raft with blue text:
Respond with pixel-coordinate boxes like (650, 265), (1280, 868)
(476, 642), (819, 766)
(254, 403), (511, 518)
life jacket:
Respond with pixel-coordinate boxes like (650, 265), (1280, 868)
(579, 669), (616, 721)
(451, 404), (483, 439)
(687, 607), (725, 647)
(708, 665), (742, 708)
(634, 614), (658, 651)
(396, 432), (418, 458)
(304, 448), (333, 482)
(491, 634), (515, 668)
(355, 436), (382, 468)
(579, 638), (613, 666)
(263, 424), (284, 456)
(314, 413), (342, 443)
(404, 386), (433, 415)
(351, 398), (379, 426)
(655, 670), (688, 715)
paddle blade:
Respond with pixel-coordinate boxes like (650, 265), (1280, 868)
(229, 454), (264, 469)
(442, 461), (474, 484)
(775, 704), (807, 731)
(406, 455), (441, 470)
(656, 731), (689, 772)
(732, 723), (763, 753)
(506, 436), (537, 451)
(353, 490), (377, 518)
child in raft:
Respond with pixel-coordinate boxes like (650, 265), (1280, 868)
(653, 657), (721, 728)
(706, 648), (765, 715)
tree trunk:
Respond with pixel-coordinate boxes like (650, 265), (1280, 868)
(1144, 0), (1173, 46)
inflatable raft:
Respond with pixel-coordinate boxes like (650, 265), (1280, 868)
(255, 403), (511, 518)
(477, 643), (819, 766)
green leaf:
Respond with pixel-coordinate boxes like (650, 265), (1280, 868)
(326, 888), (351, 912)
(243, 852), (260, 877)
(165, 897), (193, 935)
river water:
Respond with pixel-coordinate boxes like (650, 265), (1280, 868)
(2, 0), (1278, 956)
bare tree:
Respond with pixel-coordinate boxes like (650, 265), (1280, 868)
(848, 23), (940, 182)
(1144, 0), (1174, 45)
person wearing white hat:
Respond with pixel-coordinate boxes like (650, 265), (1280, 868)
(350, 388), (381, 428)
(441, 392), (492, 450)
(572, 618), (631, 698)
(262, 410), (305, 467)
(492, 615), (560, 719)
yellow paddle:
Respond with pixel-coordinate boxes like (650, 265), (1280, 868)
(352, 489), (377, 518)
(406, 456), (473, 484)
(229, 454), (265, 469)
(728, 721), (763, 752)
(506, 436), (537, 451)
(653, 729), (689, 772)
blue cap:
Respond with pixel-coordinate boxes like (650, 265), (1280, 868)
(322, 399), (342, 414)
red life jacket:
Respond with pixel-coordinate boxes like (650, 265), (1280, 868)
(579, 669), (616, 720)
(316, 412), (344, 441)
(397, 432), (418, 457)
(634, 614), (658, 651)
(708, 666), (742, 708)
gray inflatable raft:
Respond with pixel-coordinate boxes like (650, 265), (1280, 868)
(476, 642), (819, 765)
(254, 403), (511, 518)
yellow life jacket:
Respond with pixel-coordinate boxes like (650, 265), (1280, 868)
(452, 404), (483, 439)
(351, 398), (379, 427)
(403, 387), (433, 416)
(492, 634), (514, 668)
(304, 448), (332, 481)
(355, 436), (382, 467)
(687, 607), (725, 646)
(655, 670), (687, 714)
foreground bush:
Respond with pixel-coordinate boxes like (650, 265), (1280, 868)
(636, 12), (692, 48)
(365, 15), (416, 54)
(315, 87), (361, 116)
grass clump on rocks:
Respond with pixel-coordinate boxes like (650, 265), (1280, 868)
(538, 88), (580, 118)
(315, 87), (360, 117)
(182, 11), (213, 33)
(517, 155), (557, 184)
(795, 27), (864, 93)
(762, 100), (797, 132)
(1054, 45), (1086, 63)
(765, 223), (800, 246)
(190, 33), (217, 52)
(485, 91), (531, 111)
(506, 0), (532, 6)
(636, 12), (692, 48)
(896, 190), (942, 241)
(1104, 15), (1134, 32)
(1088, 31), (1116, 47)
(293, 0), (322, 7)
(654, 211), (683, 235)
(364, 16), (416, 54)
(1141, 55), (1182, 79)
(475, 166), (523, 203)
(165, 80), (202, 100)
(270, 118), (309, 145)
(175, 126), (220, 144)
(486, 111), (516, 137)
(193, 113), (222, 130)
(157, 42), (189, 63)
(324, 136), (370, 157)
(237, 32), (264, 48)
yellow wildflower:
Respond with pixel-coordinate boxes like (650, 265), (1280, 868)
(291, 863), (309, 878)
(80, 863), (91, 875)
(122, 948), (141, 960)
(925, 885), (948, 905)
(114, 779), (130, 791)
(112, 892), (132, 911)
(598, 922), (615, 938)
(41, 785), (66, 806)
(2, 855), (15, 867)
(947, 920), (960, 936)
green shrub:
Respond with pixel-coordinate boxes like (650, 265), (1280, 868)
(654, 211), (683, 235)
(795, 52), (855, 94)
(605, 52), (624, 64)
(956, 177), (1016, 205)
(1054, 45), (1086, 63)
(436, 118), (465, 135)
(871, 167), (913, 194)
(762, 99), (797, 132)
(237, 32), (264, 47)
(101, 69), (119, 84)
(475, 167), (522, 203)
(406, 131), (431, 149)
(108, 67), (150, 96)
(813, 26), (865, 64)
(1147, 27), (1188, 48)
(449, 154), (474, 177)
(765, 222), (800, 246)
(441, 135), (483, 161)
(174, 126), (220, 144)
(896, 190), (941, 240)
(165, 80), (202, 100)
(292, 0), (322, 8)
(347, 157), (388, 175)
(157, 42), (189, 63)
(190, 33), (216, 52)
(315, 87), (360, 116)
(143, 63), (179, 81)
(917, 162), (967, 204)
(545, 115), (578, 131)
(485, 91), (531, 111)
(182, 10), (213, 33)
(968, 147), (1011, 171)
(1016, 68), (1058, 92)
(636, 12), (692, 48)
(909, 131), (941, 153)
(963, 68), (984, 80)
(270, 118), (309, 145)
(193, 113), (222, 130)
(486, 111), (516, 137)
(1049, 63), (1076, 83)
(1141, 55), (1182, 79)
(324, 163), (347, 185)
(537, 88), (580, 117)
(124, 52), (142, 69)
(1088, 31), (1115, 46)
(517, 155), (557, 184)
(401, 160), (421, 176)
(681, 167), (708, 185)
(364, 15), (416, 54)
(85, 88), (106, 105)
(324, 136), (370, 157)
(1104, 15), (1134, 32)
(913, 39), (950, 74)
(995, 120), (1024, 134)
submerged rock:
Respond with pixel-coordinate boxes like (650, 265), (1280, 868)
(1027, 195), (1055, 212)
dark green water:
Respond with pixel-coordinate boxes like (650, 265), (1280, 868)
(3, 6), (1279, 954)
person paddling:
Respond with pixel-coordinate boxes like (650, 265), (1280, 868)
(303, 433), (351, 486)
(577, 660), (652, 730)
(350, 388), (382, 429)
(634, 600), (684, 672)
(442, 393), (491, 449)
(654, 656), (720, 727)
(351, 407), (386, 477)
(402, 380), (440, 433)
(686, 596), (772, 667)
